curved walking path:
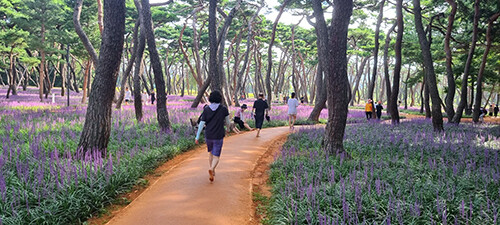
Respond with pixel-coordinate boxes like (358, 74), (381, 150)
(106, 126), (290, 225)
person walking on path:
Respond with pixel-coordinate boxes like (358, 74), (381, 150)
(375, 101), (384, 120)
(124, 87), (132, 105)
(195, 91), (230, 182)
(234, 104), (253, 131)
(287, 92), (300, 130)
(489, 104), (494, 117)
(252, 93), (269, 137)
(150, 91), (156, 105)
(494, 104), (499, 117)
(365, 99), (373, 120)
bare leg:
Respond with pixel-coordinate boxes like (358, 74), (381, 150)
(256, 129), (261, 137)
(244, 122), (253, 131)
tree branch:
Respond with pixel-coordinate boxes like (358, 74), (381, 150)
(73, 0), (98, 65)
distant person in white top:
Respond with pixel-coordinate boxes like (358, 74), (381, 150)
(124, 87), (132, 105)
(287, 92), (300, 130)
(141, 91), (148, 103)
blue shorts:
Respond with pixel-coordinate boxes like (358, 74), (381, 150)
(206, 139), (224, 157)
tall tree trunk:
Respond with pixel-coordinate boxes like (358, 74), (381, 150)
(443, 0), (457, 121)
(234, 2), (262, 107)
(141, 0), (171, 130)
(265, 0), (290, 108)
(404, 65), (411, 109)
(452, 0), (479, 123)
(384, 23), (396, 111)
(389, 0), (403, 124)
(368, 0), (385, 99)
(308, 61), (326, 122)
(96, 0), (103, 34)
(73, 0), (98, 65)
(351, 56), (369, 106)
(216, 1), (241, 106)
(208, 0), (221, 96)
(472, 12), (500, 122)
(78, 0), (125, 154)
(39, 23), (46, 102)
(81, 60), (91, 103)
(424, 79), (431, 118)
(116, 19), (141, 109)
(413, 0), (444, 131)
(312, 0), (353, 156)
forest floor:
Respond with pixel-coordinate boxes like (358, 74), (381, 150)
(89, 126), (291, 225)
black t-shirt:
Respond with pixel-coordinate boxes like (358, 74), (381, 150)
(253, 99), (269, 117)
(200, 105), (229, 140)
(376, 104), (383, 112)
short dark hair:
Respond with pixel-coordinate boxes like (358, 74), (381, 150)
(241, 104), (247, 109)
(258, 93), (264, 98)
(291, 92), (296, 98)
(209, 91), (222, 103)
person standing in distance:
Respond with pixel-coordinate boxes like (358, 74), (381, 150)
(195, 91), (230, 182)
(252, 93), (269, 137)
(375, 101), (384, 120)
(287, 92), (300, 130)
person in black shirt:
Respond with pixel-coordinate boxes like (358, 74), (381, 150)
(375, 101), (383, 120)
(195, 91), (230, 182)
(494, 104), (499, 117)
(252, 93), (269, 137)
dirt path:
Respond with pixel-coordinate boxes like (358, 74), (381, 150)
(106, 126), (290, 225)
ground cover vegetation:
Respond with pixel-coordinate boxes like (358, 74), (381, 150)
(0, 0), (499, 224)
(268, 122), (500, 224)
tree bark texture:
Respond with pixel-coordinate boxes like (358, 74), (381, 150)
(443, 0), (457, 121)
(389, 0), (403, 124)
(384, 23), (396, 110)
(78, 0), (125, 154)
(265, 0), (290, 108)
(141, 0), (171, 130)
(234, 1), (262, 107)
(413, 0), (444, 131)
(472, 12), (500, 122)
(116, 19), (140, 109)
(368, 0), (385, 100)
(73, 0), (98, 65)
(452, 0), (479, 124)
(312, 0), (353, 156)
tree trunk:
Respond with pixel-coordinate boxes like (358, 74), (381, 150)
(81, 60), (91, 103)
(413, 0), (444, 131)
(472, 12), (500, 122)
(389, 0), (403, 124)
(351, 56), (370, 106)
(234, 2), (262, 107)
(312, 0), (353, 156)
(452, 0), (479, 123)
(73, 0), (98, 65)
(443, 0), (457, 121)
(96, 0), (103, 34)
(384, 22), (396, 111)
(424, 79), (431, 118)
(308, 61), (326, 122)
(116, 19), (140, 109)
(78, 0), (125, 154)
(39, 23), (46, 102)
(368, 0), (385, 100)
(141, 0), (171, 130)
(265, 0), (290, 108)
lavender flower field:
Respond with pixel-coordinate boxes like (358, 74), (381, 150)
(0, 88), (366, 224)
(268, 121), (500, 224)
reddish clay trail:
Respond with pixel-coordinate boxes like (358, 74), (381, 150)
(106, 126), (290, 225)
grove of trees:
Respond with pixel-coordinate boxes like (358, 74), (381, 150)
(1, 0), (499, 154)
